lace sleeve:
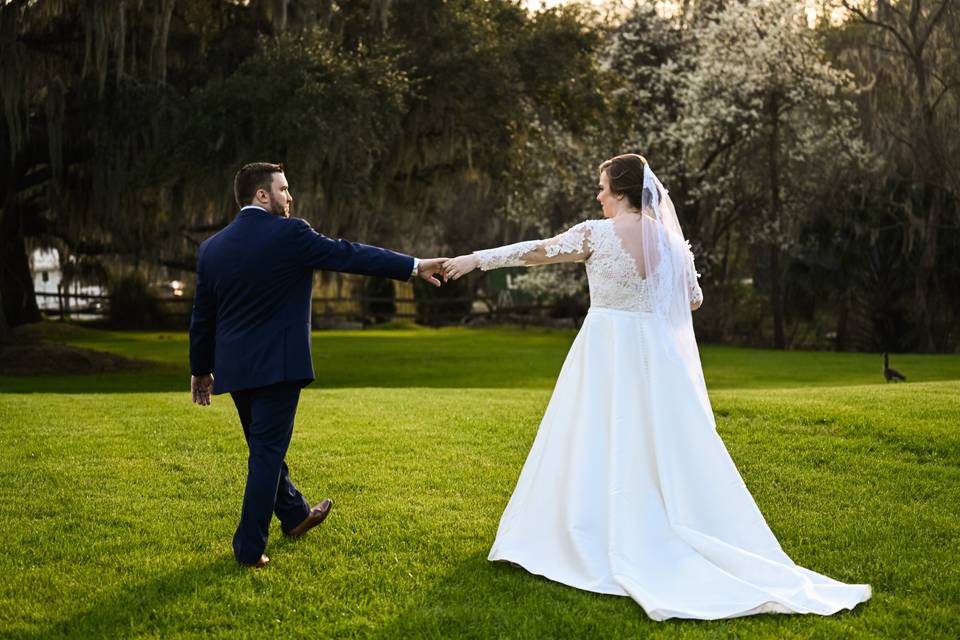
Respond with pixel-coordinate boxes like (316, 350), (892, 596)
(475, 221), (593, 271)
(686, 242), (703, 309)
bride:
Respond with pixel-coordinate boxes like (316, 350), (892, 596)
(441, 154), (871, 621)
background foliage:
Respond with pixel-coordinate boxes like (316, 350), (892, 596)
(1, 0), (958, 351)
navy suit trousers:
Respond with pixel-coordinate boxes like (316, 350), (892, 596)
(230, 381), (311, 564)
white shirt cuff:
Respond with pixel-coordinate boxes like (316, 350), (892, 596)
(411, 257), (419, 278)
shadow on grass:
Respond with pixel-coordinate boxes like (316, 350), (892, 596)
(0, 369), (529, 394)
(0, 361), (559, 394)
(373, 551), (653, 638)
(20, 556), (240, 639)
(0, 328), (571, 394)
(0, 370), (189, 394)
(374, 552), (870, 639)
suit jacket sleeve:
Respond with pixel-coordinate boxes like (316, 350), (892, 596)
(188, 242), (216, 376)
(290, 218), (414, 281)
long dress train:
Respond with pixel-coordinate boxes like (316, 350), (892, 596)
(475, 214), (871, 621)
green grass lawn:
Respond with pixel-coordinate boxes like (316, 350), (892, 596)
(1, 323), (959, 638)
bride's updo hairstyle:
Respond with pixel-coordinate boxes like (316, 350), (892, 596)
(599, 153), (648, 210)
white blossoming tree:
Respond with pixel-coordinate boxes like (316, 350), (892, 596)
(674, 0), (873, 348)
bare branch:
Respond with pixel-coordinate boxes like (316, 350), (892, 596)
(876, 120), (923, 158)
(700, 134), (743, 174)
(907, 0), (921, 31)
(887, 1), (908, 20)
(919, 0), (953, 50)
(930, 81), (958, 111)
(866, 41), (913, 58)
(841, 0), (916, 57)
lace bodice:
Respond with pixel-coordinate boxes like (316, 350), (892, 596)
(474, 219), (702, 313)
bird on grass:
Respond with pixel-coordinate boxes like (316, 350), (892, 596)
(883, 352), (907, 383)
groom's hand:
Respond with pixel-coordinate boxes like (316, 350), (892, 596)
(191, 373), (214, 406)
(416, 257), (449, 288)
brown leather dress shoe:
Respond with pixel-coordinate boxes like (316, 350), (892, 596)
(241, 554), (270, 569)
(285, 499), (333, 539)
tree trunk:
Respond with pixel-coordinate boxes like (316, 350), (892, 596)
(1, 185), (40, 328)
(0, 228), (40, 328)
(913, 193), (939, 351)
(835, 289), (849, 351)
(853, 0), (954, 352)
(770, 245), (785, 349)
(911, 49), (942, 352)
(0, 288), (9, 342)
(768, 93), (785, 349)
(903, 0), (949, 352)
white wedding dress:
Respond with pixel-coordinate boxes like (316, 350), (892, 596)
(473, 180), (871, 621)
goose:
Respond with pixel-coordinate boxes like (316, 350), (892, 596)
(883, 352), (906, 383)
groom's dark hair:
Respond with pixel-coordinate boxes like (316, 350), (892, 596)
(235, 162), (284, 208)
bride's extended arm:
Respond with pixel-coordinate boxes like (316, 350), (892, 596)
(444, 222), (593, 280)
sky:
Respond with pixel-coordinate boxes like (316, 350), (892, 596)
(523, 0), (613, 9)
(522, 0), (849, 27)
(525, 0), (592, 6)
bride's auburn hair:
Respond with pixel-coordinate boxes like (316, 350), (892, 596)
(599, 153), (648, 210)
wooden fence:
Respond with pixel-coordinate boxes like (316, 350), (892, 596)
(34, 291), (570, 326)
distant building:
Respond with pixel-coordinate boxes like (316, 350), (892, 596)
(31, 248), (62, 311)
(29, 248), (104, 317)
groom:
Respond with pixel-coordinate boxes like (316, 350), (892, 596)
(189, 162), (445, 568)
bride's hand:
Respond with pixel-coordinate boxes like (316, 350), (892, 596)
(443, 254), (479, 281)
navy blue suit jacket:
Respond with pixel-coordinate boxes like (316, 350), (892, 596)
(189, 207), (414, 394)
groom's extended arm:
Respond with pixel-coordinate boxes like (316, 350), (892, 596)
(290, 218), (415, 281)
(288, 218), (446, 285)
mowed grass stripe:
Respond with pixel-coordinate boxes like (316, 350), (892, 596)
(3, 323), (959, 393)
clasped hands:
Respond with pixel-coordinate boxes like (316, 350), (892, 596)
(416, 255), (479, 285)
(440, 254), (478, 282)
